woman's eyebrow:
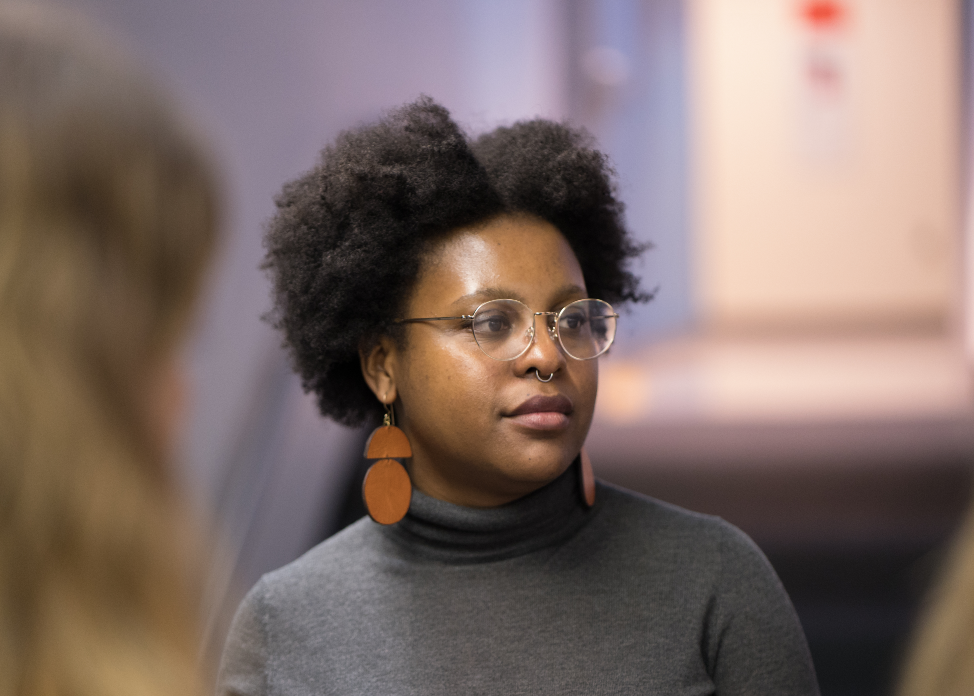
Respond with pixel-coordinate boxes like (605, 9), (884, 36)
(552, 284), (588, 303)
(450, 284), (588, 310)
(450, 288), (527, 307)
(545, 285), (589, 310)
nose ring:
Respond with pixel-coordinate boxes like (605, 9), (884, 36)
(536, 369), (554, 383)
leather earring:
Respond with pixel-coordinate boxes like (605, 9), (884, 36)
(579, 446), (595, 508)
(362, 402), (413, 525)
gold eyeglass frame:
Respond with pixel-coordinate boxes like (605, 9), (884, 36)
(397, 298), (619, 361)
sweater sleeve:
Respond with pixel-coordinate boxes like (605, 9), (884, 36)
(217, 579), (270, 696)
(704, 521), (821, 696)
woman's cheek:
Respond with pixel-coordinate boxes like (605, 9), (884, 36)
(452, 362), (499, 427)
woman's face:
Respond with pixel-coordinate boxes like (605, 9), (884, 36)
(362, 215), (599, 508)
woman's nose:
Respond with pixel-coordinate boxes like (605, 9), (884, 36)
(521, 314), (566, 374)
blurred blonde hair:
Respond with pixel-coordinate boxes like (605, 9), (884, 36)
(897, 503), (974, 696)
(0, 5), (219, 695)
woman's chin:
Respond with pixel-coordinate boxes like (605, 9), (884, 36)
(500, 450), (575, 488)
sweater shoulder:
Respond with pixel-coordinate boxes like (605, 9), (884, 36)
(594, 480), (743, 537)
(253, 516), (382, 602)
(591, 480), (768, 570)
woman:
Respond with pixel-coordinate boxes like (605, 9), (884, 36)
(0, 6), (219, 695)
(219, 97), (818, 695)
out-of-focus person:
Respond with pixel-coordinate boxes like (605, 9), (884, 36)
(0, 4), (219, 695)
(897, 502), (974, 696)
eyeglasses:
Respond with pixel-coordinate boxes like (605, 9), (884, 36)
(398, 298), (619, 361)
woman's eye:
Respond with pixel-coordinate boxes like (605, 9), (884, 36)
(562, 313), (586, 331)
(474, 313), (512, 333)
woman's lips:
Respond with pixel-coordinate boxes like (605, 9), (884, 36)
(509, 411), (570, 430)
(506, 394), (573, 431)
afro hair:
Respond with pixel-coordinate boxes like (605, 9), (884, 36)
(263, 96), (648, 427)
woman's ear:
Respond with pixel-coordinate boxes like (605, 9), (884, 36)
(359, 336), (399, 405)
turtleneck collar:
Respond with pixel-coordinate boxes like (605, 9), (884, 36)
(382, 457), (597, 564)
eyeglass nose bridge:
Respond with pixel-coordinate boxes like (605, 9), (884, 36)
(522, 311), (560, 352)
(538, 312), (559, 341)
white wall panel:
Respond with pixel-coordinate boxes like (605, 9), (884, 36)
(688, 0), (961, 330)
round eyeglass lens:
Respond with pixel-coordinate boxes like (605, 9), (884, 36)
(470, 299), (533, 360)
(469, 298), (617, 361)
(557, 299), (617, 360)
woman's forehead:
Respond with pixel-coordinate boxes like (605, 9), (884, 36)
(414, 216), (587, 309)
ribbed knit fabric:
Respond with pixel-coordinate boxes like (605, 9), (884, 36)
(218, 461), (820, 695)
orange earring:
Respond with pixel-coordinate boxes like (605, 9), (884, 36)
(579, 446), (595, 508)
(362, 403), (412, 525)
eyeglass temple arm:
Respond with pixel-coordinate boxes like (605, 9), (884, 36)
(396, 315), (474, 324)
(399, 304), (620, 324)
(400, 312), (620, 324)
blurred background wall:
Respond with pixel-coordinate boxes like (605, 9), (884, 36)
(587, 5), (974, 695)
(32, 0), (974, 694)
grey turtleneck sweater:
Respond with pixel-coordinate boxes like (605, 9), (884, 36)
(218, 463), (819, 695)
